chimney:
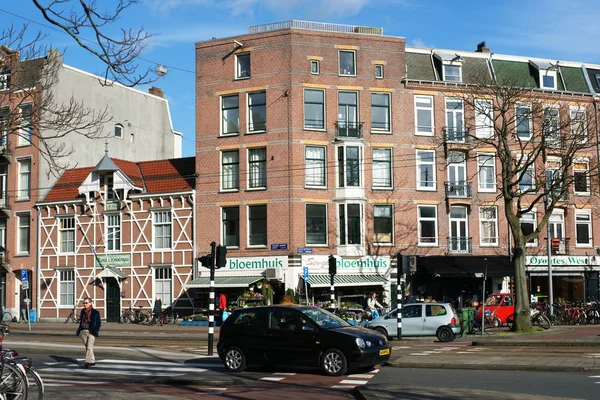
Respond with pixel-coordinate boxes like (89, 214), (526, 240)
(149, 86), (164, 98)
(476, 41), (489, 53)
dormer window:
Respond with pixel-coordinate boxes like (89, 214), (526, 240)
(435, 53), (464, 82)
(339, 50), (356, 76)
(114, 124), (123, 138)
(236, 53), (250, 79)
(595, 74), (600, 88)
(529, 60), (558, 90)
(444, 65), (461, 82)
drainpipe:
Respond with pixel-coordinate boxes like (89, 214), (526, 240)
(36, 207), (41, 325)
(192, 191), (197, 281)
(594, 97), (600, 190)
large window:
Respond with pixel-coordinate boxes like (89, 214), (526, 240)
(519, 211), (537, 246)
(418, 205), (437, 246)
(575, 211), (592, 247)
(305, 146), (326, 187)
(339, 50), (356, 76)
(374, 204), (393, 244)
(372, 148), (392, 189)
(337, 146), (361, 188)
(543, 107), (560, 145)
(516, 103), (532, 139)
(106, 214), (121, 251)
(0, 164), (7, 207)
(519, 163), (535, 192)
(248, 148), (266, 189)
(574, 159), (590, 195)
(221, 150), (239, 191)
(248, 91), (266, 132)
(415, 95), (434, 134)
(416, 150), (435, 190)
(222, 206), (239, 247)
(337, 91), (359, 137)
(339, 203), (362, 245)
(475, 99), (493, 138)
(0, 107), (8, 146)
(18, 158), (31, 199)
(443, 64), (461, 82)
(59, 270), (75, 307)
(153, 211), (172, 249)
(221, 95), (239, 135)
(236, 53), (250, 79)
(445, 98), (464, 141)
(371, 93), (390, 132)
(479, 207), (498, 246)
(17, 213), (30, 254)
(154, 268), (172, 307)
(60, 217), (75, 253)
(306, 204), (327, 245)
(570, 107), (587, 144)
(304, 89), (325, 129)
(248, 205), (267, 247)
(18, 104), (32, 145)
(477, 153), (496, 192)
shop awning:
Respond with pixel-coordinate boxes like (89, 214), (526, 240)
(95, 266), (128, 280)
(303, 274), (388, 288)
(186, 276), (263, 288)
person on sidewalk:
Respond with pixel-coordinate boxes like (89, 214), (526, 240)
(76, 297), (101, 368)
(153, 297), (162, 325)
(20, 298), (30, 323)
(366, 292), (384, 319)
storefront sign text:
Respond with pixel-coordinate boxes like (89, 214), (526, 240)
(526, 255), (590, 266)
(302, 255), (390, 269)
(95, 253), (131, 267)
(227, 256), (288, 270)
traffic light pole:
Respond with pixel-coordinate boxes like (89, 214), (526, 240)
(329, 255), (336, 309)
(396, 254), (403, 340)
(208, 241), (217, 356)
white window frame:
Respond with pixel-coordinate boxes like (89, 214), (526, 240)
(414, 95), (434, 135)
(59, 269), (75, 307)
(17, 158), (31, 200)
(235, 53), (250, 79)
(338, 203), (363, 246)
(106, 213), (121, 252)
(518, 159), (535, 192)
(371, 92), (391, 133)
(114, 124), (123, 138)
(479, 206), (498, 246)
(443, 64), (462, 82)
(570, 106), (587, 144)
(310, 60), (320, 75)
(220, 150), (239, 191)
(153, 267), (172, 307)
(516, 103), (532, 140)
(477, 153), (496, 192)
(475, 99), (494, 138)
(247, 147), (267, 190)
(338, 50), (356, 76)
(17, 212), (30, 255)
(0, 71), (9, 91)
(543, 106), (560, 145)
(0, 107), (8, 147)
(548, 210), (565, 241)
(520, 211), (537, 247)
(417, 205), (438, 246)
(222, 206), (240, 248)
(153, 210), (172, 250)
(305, 146), (326, 188)
(375, 64), (384, 79)
(573, 158), (590, 195)
(306, 203), (328, 246)
(575, 210), (593, 247)
(445, 98), (464, 141)
(247, 204), (267, 247)
(416, 150), (436, 191)
(247, 91), (266, 133)
(59, 216), (76, 254)
(372, 148), (392, 189)
(373, 204), (393, 245)
(539, 69), (557, 90)
(18, 104), (32, 146)
(303, 88), (326, 131)
(221, 94), (239, 136)
(336, 144), (363, 188)
(0, 164), (7, 208)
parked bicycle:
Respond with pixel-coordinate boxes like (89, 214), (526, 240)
(64, 306), (79, 324)
(120, 304), (151, 325)
(471, 308), (500, 335)
(0, 309), (12, 326)
(151, 306), (179, 326)
(506, 304), (551, 330)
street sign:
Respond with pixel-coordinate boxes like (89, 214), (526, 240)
(270, 244), (288, 251)
(303, 266), (309, 281)
(21, 270), (29, 290)
(298, 248), (312, 254)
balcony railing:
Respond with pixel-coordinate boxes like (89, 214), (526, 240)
(447, 237), (472, 254)
(443, 127), (470, 144)
(445, 181), (472, 198)
(547, 237), (570, 255)
(335, 121), (363, 138)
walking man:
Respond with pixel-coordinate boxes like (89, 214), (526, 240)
(76, 297), (101, 368)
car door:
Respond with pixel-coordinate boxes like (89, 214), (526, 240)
(401, 304), (424, 336)
(231, 308), (268, 363)
(424, 304), (448, 335)
(266, 308), (320, 366)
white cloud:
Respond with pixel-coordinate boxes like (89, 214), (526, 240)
(409, 38), (434, 49)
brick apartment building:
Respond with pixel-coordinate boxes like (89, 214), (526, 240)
(194, 21), (600, 306)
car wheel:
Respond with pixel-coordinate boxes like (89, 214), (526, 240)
(436, 326), (455, 342)
(374, 326), (388, 340)
(223, 346), (247, 372)
(321, 348), (348, 376)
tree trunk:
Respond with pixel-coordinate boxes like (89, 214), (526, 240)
(512, 243), (532, 331)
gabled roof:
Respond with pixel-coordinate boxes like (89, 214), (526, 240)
(43, 156), (195, 202)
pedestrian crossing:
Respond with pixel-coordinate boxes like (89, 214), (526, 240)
(258, 368), (380, 390)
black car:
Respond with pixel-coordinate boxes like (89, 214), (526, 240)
(217, 304), (391, 376)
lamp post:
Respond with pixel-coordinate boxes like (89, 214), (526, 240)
(544, 192), (554, 318)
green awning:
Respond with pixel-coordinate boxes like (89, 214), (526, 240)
(303, 274), (388, 288)
(185, 276), (263, 288)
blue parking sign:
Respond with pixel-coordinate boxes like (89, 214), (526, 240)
(21, 270), (28, 282)
(303, 266), (309, 281)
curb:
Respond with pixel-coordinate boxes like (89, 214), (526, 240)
(472, 340), (600, 347)
(385, 361), (600, 373)
(9, 331), (207, 342)
(40, 372), (244, 387)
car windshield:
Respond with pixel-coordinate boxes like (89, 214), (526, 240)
(485, 295), (503, 306)
(299, 307), (350, 329)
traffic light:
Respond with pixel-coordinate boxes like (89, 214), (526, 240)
(328, 255), (336, 276)
(216, 245), (227, 269)
(198, 254), (212, 268)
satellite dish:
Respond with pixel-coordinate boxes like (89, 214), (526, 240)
(155, 65), (167, 77)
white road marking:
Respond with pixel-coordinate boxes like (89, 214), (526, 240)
(273, 372), (296, 375)
(40, 368), (183, 377)
(348, 374), (375, 379)
(409, 353), (430, 356)
(339, 379), (369, 385)
(332, 385), (358, 389)
(260, 377), (285, 381)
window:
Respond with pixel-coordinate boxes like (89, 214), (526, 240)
(375, 64), (384, 79)
(445, 98), (464, 141)
(248, 91), (266, 132)
(106, 214), (121, 251)
(516, 104), (532, 140)
(339, 50), (356, 76)
(575, 211), (592, 247)
(339, 203), (362, 245)
(539, 69), (557, 90)
(418, 205), (437, 246)
(477, 153), (496, 192)
(372, 148), (392, 188)
(546, 157), (563, 199)
(0, 70), (9, 90)
(101, 172), (122, 201)
(18, 158), (31, 199)
(17, 213), (30, 254)
(574, 159), (590, 194)
(59, 270), (75, 306)
(449, 206), (469, 253)
(305, 146), (326, 187)
(310, 60), (320, 75)
(416, 150), (435, 190)
(415, 95), (434, 134)
(543, 107), (560, 145)
(153, 211), (172, 249)
(221, 150), (239, 191)
(0, 164), (7, 207)
(114, 124), (123, 138)
(371, 93), (390, 132)
(548, 211), (564, 241)
(518, 163), (535, 192)
(222, 207), (239, 247)
(475, 99), (493, 138)
(248, 148), (266, 189)
(443, 65), (461, 82)
(304, 89), (325, 129)
(221, 95), (239, 135)
(154, 268), (172, 307)
(18, 104), (32, 145)
(479, 207), (498, 246)
(402, 304), (422, 318)
(596, 74), (600, 88)
(374, 204), (393, 244)
(0, 219), (6, 251)
(570, 107), (587, 144)
(519, 211), (537, 246)
(60, 217), (75, 253)
(248, 205), (267, 247)
(426, 304), (447, 317)
(236, 53), (250, 79)
(0, 107), (9, 147)
(306, 204), (327, 245)
(337, 146), (361, 187)
(337, 91), (359, 137)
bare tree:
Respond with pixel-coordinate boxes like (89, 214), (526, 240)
(440, 73), (599, 331)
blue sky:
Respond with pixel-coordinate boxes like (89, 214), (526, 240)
(2, 0), (600, 158)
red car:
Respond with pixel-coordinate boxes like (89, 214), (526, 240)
(475, 293), (514, 325)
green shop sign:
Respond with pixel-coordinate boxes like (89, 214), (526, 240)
(526, 255), (590, 266)
(95, 253), (131, 267)
(227, 256), (288, 270)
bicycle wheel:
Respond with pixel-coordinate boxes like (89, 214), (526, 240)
(120, 310), (133, 324)
(24, 367), (43, 400)
(484, 317), (500, 335)
(535, 314), (551, 330)
(506, 313), (515, 330)
(0, 362), (28, 400)
(1, 312), (13, 325)
(138, 310), (151, 325)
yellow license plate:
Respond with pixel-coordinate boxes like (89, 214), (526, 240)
(379, 348), (390, 356)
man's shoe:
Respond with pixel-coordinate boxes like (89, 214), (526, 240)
(89, 363), (95, 366)
(83, 363), (90, 368)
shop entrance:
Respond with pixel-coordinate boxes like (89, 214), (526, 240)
(105, 278), (121, 322)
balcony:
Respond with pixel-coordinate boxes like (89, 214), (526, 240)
(335, 121), (363, 139)
(445, 181), (472, 198)
(547, 237), (570, 255)
(447, 237), (472, 254)
(443, 127), (470, 144)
